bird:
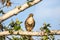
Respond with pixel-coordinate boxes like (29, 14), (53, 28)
(25, 13), (35, 40)
(25, 13), (35, 31)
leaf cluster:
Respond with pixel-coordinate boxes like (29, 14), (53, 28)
(8, 19), (22, 31)
(40, 23), (54, 40)
(0, 10), (5, 14)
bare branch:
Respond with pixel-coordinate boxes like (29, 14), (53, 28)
(0, 30), (60, 36)
(0, 0), (42, 22)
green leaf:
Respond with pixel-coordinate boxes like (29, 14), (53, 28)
(43, 36), (48, 40)
(43, 23), (51, 27)
(9, 20), (15, 27)
(50, 35), (54, 40)
(14, 25), (21, 31)
(0, 10), (3, 13)
(0, 36), (5, 40)
(12, 36), (21, 40)
(40, 23), (54, 40)
(0, 10), (5, 14)
(40, 27), (44, 31)
(15, 18), (22, 25)
(3, 26), (9, 31)
(45, 28), (50, 33)
(20, 36), (29, 40)
(47, 24), (51, 27)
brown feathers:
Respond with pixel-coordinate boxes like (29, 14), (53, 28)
(25, 13), (35, 31)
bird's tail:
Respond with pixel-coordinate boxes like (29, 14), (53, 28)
(28, 36), (33, 40)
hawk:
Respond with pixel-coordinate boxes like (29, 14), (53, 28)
(25, 13), (35, 31)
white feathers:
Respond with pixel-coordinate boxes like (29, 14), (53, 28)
(27, 17), (33, 24)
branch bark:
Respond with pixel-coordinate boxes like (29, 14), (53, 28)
(0, 0), (42, 22)
(0, 30), (60, 36)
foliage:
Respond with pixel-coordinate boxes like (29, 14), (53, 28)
(40, 23), (54, 40)
(0, 0), (57, 40)
(12, 36), (20, 40)
(0, 18), (30, 40)
(0, 10), (5, 14)
(0, 36), (5, 40)
(11, 35), (29, 40)
(0, 18), (23, 40)
(9, 19), (22, 31)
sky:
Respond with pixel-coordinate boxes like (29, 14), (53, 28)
(0, 0), (60, 40)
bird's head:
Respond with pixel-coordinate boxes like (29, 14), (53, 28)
(29, 13), (33, 17)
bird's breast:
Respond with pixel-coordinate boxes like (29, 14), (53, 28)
(27, 17), (34, 24)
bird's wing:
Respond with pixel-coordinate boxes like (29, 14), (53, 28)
(32, 19), (35, 27)
(25, 17), (35, 31)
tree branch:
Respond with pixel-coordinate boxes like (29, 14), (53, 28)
(0, 30), (60, 36)
(0, 0), (42, 22)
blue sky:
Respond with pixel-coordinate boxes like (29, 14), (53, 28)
(0, 0), (60, 40)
